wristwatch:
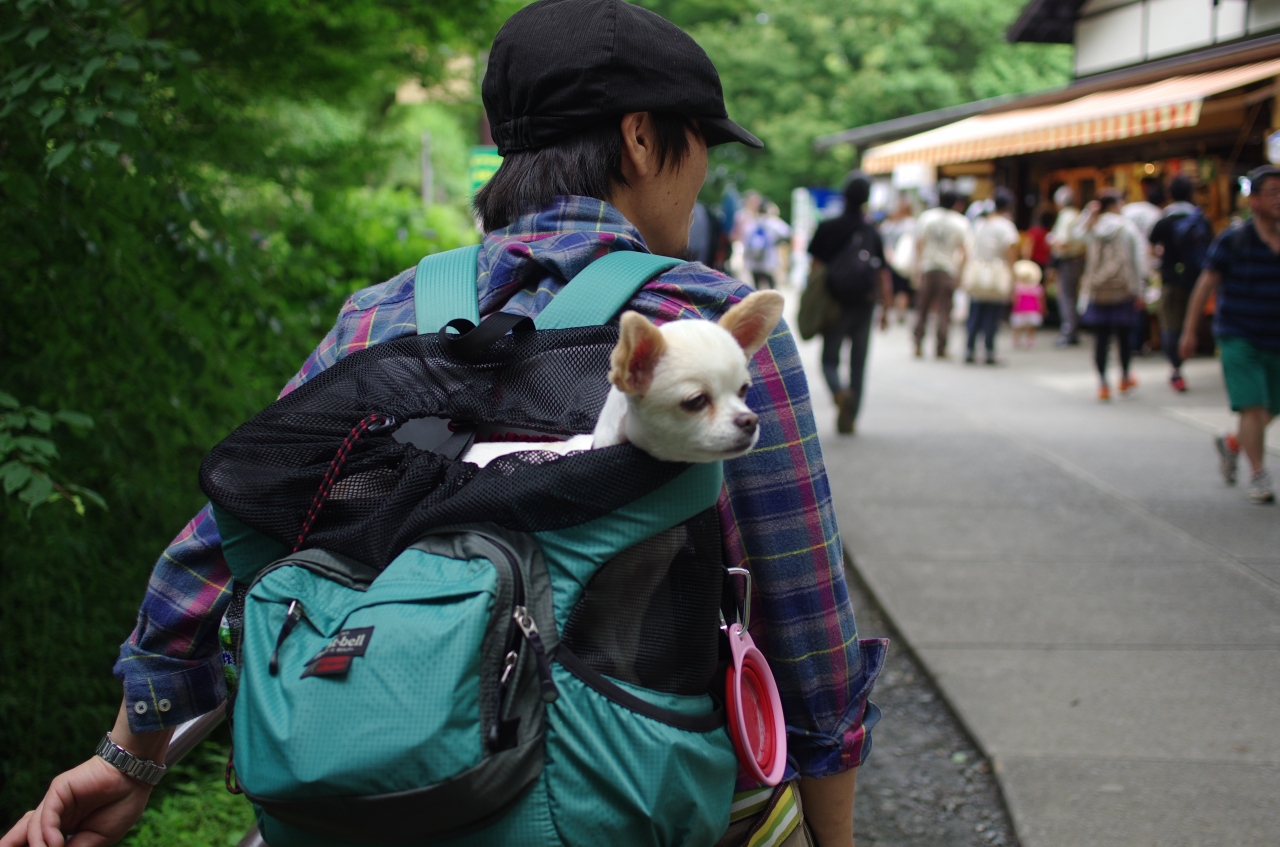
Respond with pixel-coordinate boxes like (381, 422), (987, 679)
(95, 734), (168, 786)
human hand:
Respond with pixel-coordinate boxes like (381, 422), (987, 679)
(1084, 200), (1101, 214)
(1, 757), (152, 847)
(879, 312), (889, 332)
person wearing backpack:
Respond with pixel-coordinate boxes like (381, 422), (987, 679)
(1150, 175), (1212, 392)
(1179, 164), (1280, 505)
(808, 173), (892, 435)
(744, 202), (792, 290)
(2, 4), (885, 847)
(1075, 191), (1146, 401)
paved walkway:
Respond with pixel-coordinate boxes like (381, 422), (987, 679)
(797, 315), (1280, 847)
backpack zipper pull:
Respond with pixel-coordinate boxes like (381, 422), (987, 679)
(513, 606), (558, 703)
(269, 600), (305, 676)
(488, 650), (520, 747)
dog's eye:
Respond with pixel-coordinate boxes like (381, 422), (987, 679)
(680, 393), (709, 412)
(738, 383), (750, 399)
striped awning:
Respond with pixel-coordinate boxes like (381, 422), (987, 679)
(861, 58), (1280, 174)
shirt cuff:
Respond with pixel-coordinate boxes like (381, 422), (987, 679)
(783, 637), (889, 781)
(113, 648), (227, 733)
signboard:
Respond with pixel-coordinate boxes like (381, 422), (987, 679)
(468, 146), (502, 196)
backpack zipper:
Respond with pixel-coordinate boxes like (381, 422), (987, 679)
(268, 599), (306, 675)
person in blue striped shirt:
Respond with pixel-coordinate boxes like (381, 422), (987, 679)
(1180, 165), (1280, 504)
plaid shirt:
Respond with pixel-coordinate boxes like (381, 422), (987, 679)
(114, 196), (886, 779)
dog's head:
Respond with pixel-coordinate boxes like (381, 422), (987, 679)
(609, 290), (785, 463)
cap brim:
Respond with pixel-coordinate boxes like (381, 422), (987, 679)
(700, 116), (763, 150)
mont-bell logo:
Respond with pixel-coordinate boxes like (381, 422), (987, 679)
(301, 626), (374, 679)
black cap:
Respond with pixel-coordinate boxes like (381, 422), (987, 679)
(483, 0), (762, 155)
(1247, 164), (1280, 189)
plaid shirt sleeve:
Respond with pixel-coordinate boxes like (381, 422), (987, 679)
(113, 270), (418, 732)
(722, 317), (886, 780)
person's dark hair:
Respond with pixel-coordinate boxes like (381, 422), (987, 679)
(473, 112), (699, 231)
(843, 172), (871, 211)
(1098, 189), (1122, 214)
(1249, 165), (1280, 195)
(1168, 175), (1194, 202)
(993, 187), (1013, 212)
(1142, 177), (1166, 206)
(1038, 208), (1057, 229)
(938, 189), (959, 210)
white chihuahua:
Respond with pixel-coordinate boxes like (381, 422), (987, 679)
(463, 290), (784, 467)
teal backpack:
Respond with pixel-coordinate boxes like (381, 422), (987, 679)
(202, 247), (741, 847)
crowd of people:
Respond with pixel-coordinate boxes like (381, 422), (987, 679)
(764, 167), (1277, 505)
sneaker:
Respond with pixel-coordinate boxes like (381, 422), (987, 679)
(984, 356), (999, 366)
(937, 351), (952, 361)
(1215, 433), (1239, 485)
(1119, 375), (1138, 396)
(914, 342), (924, 359)
(1098, 384), (1111, 401)
(964, 353), (976, 364)
(1170, 375), (1187, 393)
(1248, 469), (1275, 504)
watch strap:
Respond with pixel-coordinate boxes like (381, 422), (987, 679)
(95, 733), (167, 786)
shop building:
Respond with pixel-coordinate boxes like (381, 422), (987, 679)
(820, 0), (1280, 228)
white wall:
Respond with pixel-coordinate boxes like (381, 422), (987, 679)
(1076, 3), (1145, 75)
(1074, 0), (1280, 76)
(1146, 0), (1213, 59)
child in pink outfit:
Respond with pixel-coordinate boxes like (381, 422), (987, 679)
(1010, 260), (1046, 349)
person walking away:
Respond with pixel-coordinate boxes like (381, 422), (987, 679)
(3, 3), (884, 845)
(1179, 164), (1280, 504)
(962, 188), (1019, 364)
(809, 173), (892, 435)
(730, 189), (763, 282)
(881, 196), (916, 323)
(1075, 191), (1146, 400)
(1122, 177), (1165, 355)
(744, 201), (791, 290)
(913, 190), (971, 359)
(1009, 260), (1047, 348)
(1048, 185), (1088, 346)
(1150, 175), (1212, 392)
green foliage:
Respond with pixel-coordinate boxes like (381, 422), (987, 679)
(0, 391), (104, 516)
(640, 0), (1074, 210)
(120, 734), (255, 847)
(0, 0), (510, 825)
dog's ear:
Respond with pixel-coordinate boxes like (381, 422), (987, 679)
(610, 311), (667, 395)
(718, 291), (784, 358)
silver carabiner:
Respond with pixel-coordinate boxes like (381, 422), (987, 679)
(725, 566), (752, 636)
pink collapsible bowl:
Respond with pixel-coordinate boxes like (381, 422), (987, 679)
(723, 622), (787, 786)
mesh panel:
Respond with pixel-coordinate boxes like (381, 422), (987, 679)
(560, 509), (724, 695)
(200, 326), (687, 568)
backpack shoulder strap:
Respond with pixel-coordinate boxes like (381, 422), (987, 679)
(536, 251), (683, 330)
(413, 245), (482, 334)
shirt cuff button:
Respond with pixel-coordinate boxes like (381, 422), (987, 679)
(133, 701), (148, 715)
(158, 699), (171, 713)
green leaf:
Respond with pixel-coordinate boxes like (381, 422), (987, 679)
(19, 472), (54, 508)
(39, 105), (64, 132)
(54, 410), (94, 429)
(177, 49), (201, 63)
(70, 56), (107, 89)
(74, 106), (103, 126)
(14, 435), (58, 461)
(95, 139), (121, 156)
(5, 413), (28, 429)
(1, 461), (32, 495)
(38, 73), (65, 92)
(116, 55), (141, 72)
(112, 109), (138, 126)
(44, 141), (76, 171)
(0, 27), (28, 45)
(0, 391), (18, 409)
(24, 27), (49, 50)
(65, 483), (106, 510)
(27, 410), (52, 432)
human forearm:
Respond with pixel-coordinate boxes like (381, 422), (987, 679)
(799, 768), (858, 847)
(1178, 270), (1218, 360)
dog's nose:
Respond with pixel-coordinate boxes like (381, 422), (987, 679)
(735, 412), (758, 434)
